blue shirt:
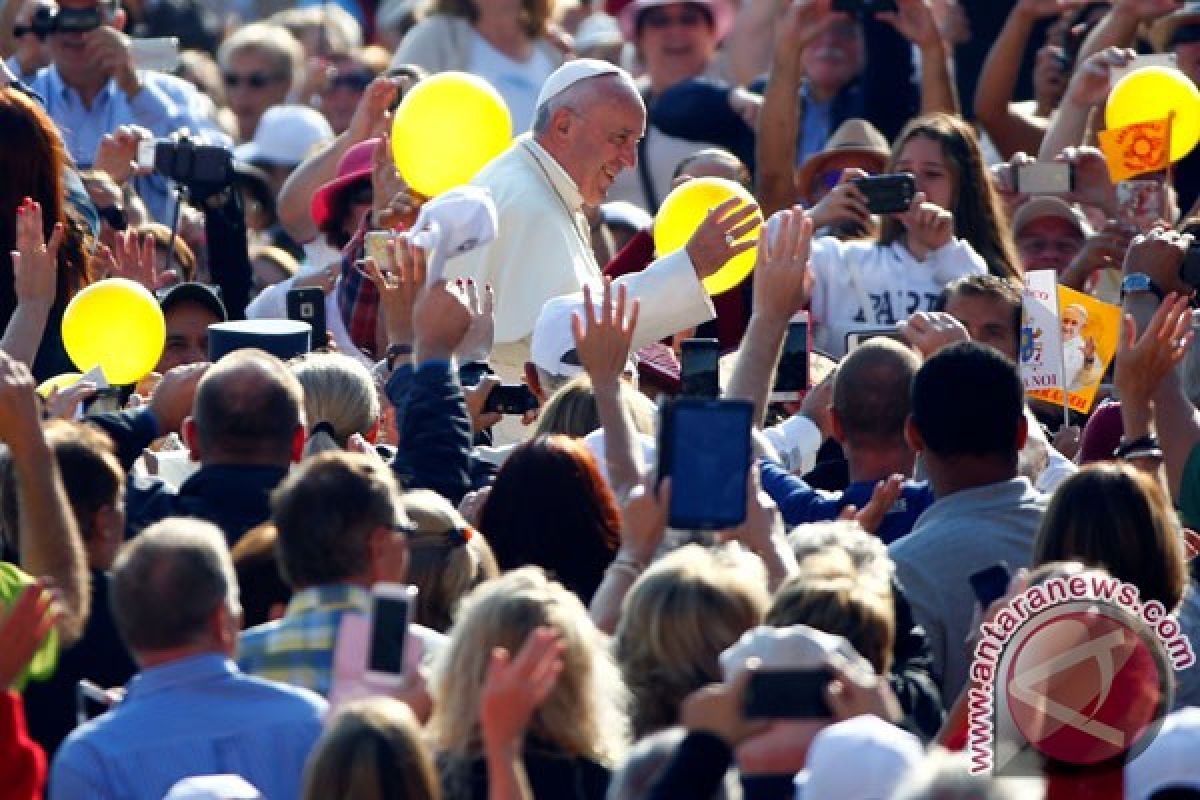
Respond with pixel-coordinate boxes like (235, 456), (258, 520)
(27, 65), (207, 221)
(759, 460), (933, 545)
(50, 653), (327, 800)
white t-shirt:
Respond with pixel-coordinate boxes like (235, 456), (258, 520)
(808, 236), (988, 358)
(468, 32), (556, 133)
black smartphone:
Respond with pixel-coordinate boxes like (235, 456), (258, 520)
(483, 384), (540, 415)
(657, 398), (753, 530)
(680, 338), (721, 399)
(743, 668), (835, 719)
(852, 173), (917, 214)
(1015, 163), (1075, 195)
(832, 0), (898, 12)
(286, 287), (327, 349)
(969, 562), (1012, 609)
(771, 314), (810, 403)
(367, 583), (417, 686)
(82, 387), (123, 416)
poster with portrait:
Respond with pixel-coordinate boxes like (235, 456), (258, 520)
(1020, 271), (1064, 394)
(1027, 284), (1121, 414)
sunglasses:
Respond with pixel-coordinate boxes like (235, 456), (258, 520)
(223, 71), (285, 90)
(325, 69), (374, 93)
(640, 7), (711, 29)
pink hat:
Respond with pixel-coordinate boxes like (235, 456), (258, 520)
(311, 138), (378, 229)
(618, 0), (735, 43)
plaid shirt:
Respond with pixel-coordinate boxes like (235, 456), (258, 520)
(237, 584), (370, 697)
(337, 218), (381, 359)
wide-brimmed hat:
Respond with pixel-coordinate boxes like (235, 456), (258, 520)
(310, 138), (378, 229)
(616, 0), (735, 43)
(795, 118), (891, 199)
(1151, 1), (1200, 53)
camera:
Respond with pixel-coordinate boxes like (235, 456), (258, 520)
(139, 137), (233, 188)
(15, 5), (106, 38)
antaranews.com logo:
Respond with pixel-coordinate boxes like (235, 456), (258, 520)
(967, 572), (1195, 776)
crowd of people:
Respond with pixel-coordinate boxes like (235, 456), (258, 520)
(0, 0), (1199, 797)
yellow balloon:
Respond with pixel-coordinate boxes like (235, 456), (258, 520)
(391, 72), (513, 198)
(62, 278), (165, 386)
(1106, 66), (1200, 163)
(654, 177), (763, 296)
(36, 372), (82, 398)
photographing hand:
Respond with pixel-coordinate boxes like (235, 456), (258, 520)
(1066, 47), (1136, 107)
(899, 193), (954, 256)
(571, 280), (639, 389)
(363, 234), (427, 348)
(680, 668), (770, 746)
(44, 381), (99, 420)
(1120, 226), (1193, 298)
(685, 196), (761, 281)
(464, 374), (503, 433)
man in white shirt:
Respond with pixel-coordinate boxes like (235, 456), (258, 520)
(447, 58), (756, 383)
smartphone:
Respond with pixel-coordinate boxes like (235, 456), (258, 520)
(969, 562), (1012, 609)
(771, 313), (809, 403)
(129, 37), (180, 72)
(1111, 53), (1179, 85)
(83, 387), (123, 415)
(845, 327), (903, 353)
(743, 668), (835, 719)
(680, 338), (720, 399)
(831, 0), (898, 13)
(658, 398), (753, 530)
(286, 287), (327, 349)
(136, 138), (156, 171)
(852, 173), (916, 214)
(482, 384), (540, 415)
(364, 230), (394, 271)
(75, 680), (115, 724)
(1015, 163), (1075, 195)
(366, 583), (417, 686)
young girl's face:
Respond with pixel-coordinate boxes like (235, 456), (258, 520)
(893, 135), (955, 212)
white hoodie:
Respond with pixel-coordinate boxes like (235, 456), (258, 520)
(809, 236), (988, 357)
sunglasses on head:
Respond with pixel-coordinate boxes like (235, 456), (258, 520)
(223, 71), (284, 90)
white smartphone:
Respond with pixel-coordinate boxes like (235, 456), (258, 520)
(365, 583), (417, 686)
(136, 138), (157, 171)
(1015, 162), (1074, 195)
(1111, 53), (1179, 85)
(129, 37), (180, 73)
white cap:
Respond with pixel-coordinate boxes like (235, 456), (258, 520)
(534, 58), (634, 112)
(530, 291), (636, 379)
(1124, 707), (1200, 799)
(163, 775), (263, 800)
(719, 624), (875, 682)
(794, 715), (924, 800)
(407, 186), (498, 284)
(235, 105), (334, 167)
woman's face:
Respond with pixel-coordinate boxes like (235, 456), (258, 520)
(223, 48), (291, 141)
(893, 135), (955, 212)
(636, 2), (717, 89)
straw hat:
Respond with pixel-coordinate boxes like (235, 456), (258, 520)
(795, 118), (891, 198)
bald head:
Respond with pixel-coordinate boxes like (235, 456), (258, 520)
(833, 340), (921, 449)
(190, 349), (305, 465)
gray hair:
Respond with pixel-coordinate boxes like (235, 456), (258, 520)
(217, 23), (306, 95)
(291, 352), (380, 454)
(788, 519), (894, 588)
(110, 518), (239, 653)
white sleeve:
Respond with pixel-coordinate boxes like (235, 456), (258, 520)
(244, 278), (294, 319)
(617, 248), (716, 350)
(928, 237), (989, 284)
(761, 413), (824, 474)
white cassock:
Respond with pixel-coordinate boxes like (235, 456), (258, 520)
(446, 133), (715, 377)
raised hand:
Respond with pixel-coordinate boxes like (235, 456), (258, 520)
(618, 479), (670, 568)
(1066, 47), (1137, 108)
(752, 207), (814, 325)
(807, 169), (872, 233)
(13, 197), (62, 311)
(686, 196), (761, 281)
(363, 234), (427, 350)
(1115, 293), (1194, 410)
(0, 582), (60, 690)
(413, 279), (472, 363)
(455, 278), (495, 364)
(371, 131), (424, 231)
(878, 0), (943, 51)
(108, 230), (161, 290)
(571, 280), (640, 389)
(480, 626), (565, 753)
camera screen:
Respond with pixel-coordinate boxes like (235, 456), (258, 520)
(667, 402), (752, 529)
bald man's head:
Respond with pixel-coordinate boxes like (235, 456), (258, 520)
(833, 340), (921, 450)
(190, 349), (305, 465)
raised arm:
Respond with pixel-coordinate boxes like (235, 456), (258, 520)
(878, 0), (960, 115)
(0, 351), (88, 646)
(974, 0), (1081, 158)
(726, 209), (814, 427)
(1, 200), (62, 367)
(1038, 47), (1135, 159)
(1075, 0), (1177, 66)
(755, 0), (834, 217)
(277, 77), (402, 244)
(724, 0), (783, 86)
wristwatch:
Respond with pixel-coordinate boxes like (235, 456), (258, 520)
(1120, 273), (1164, 302)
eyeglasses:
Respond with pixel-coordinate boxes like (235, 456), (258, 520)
(640, 7), (711, 30)
(324, 69), (374, 93)
(223, 71), (285, 90)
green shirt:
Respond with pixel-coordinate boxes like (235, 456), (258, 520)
(0, 561), (58, 689)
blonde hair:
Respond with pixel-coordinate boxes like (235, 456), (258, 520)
(401, 489), (499, 632)
(430, 568), (628, 770)
(613, 545), (768, 739)
(301, 698), (441, 800)
(766, 576), (896, 674)
(534, 374), (656, 439)
(291, 352), (381, 454)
